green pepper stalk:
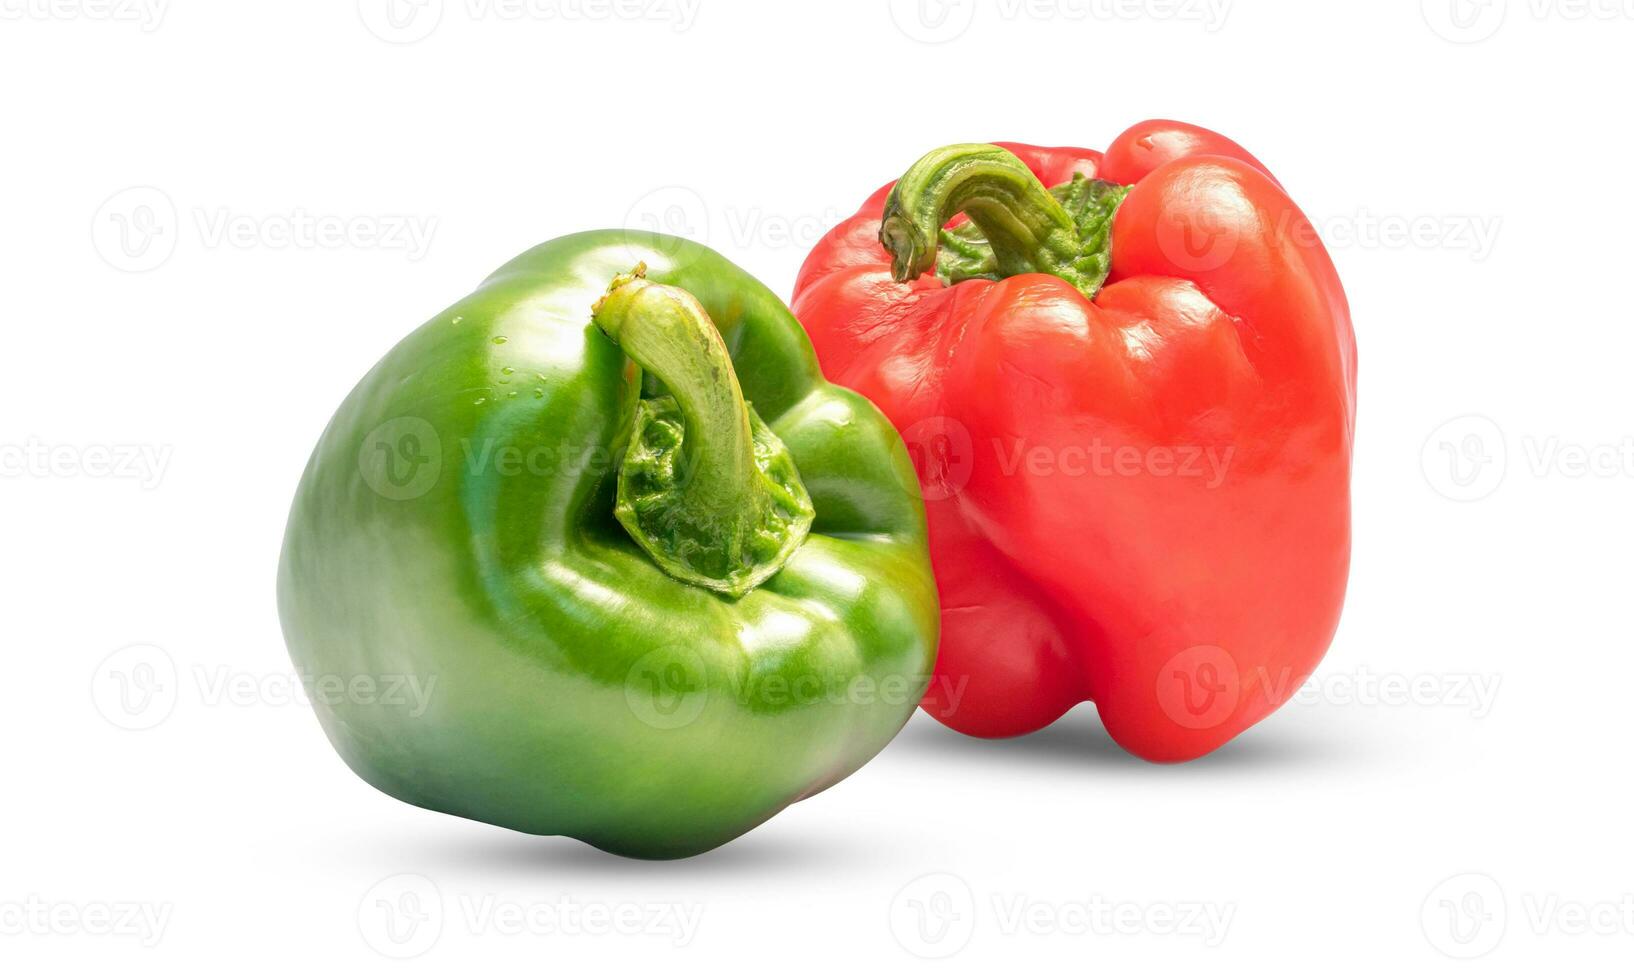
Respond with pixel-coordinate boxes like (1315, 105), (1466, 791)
(592, 265), (813, 597)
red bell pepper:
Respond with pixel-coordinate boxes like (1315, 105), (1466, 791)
(791, 121), (1355, 761)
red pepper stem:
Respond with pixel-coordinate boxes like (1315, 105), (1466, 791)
(879, 143), (1080, 284)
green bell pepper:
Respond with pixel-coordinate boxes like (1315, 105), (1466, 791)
(277, 231), (938, 859)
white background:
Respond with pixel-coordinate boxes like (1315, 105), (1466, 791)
(3, 0), (1629, 974)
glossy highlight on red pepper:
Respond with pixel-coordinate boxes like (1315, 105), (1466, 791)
(792, 121), (1356, 762)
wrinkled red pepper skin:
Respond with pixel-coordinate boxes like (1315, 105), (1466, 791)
(792, 121), (1355, 762)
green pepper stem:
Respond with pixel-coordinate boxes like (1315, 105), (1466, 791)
(592, 267), (757, 533)
(591, 266), (814, 597)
